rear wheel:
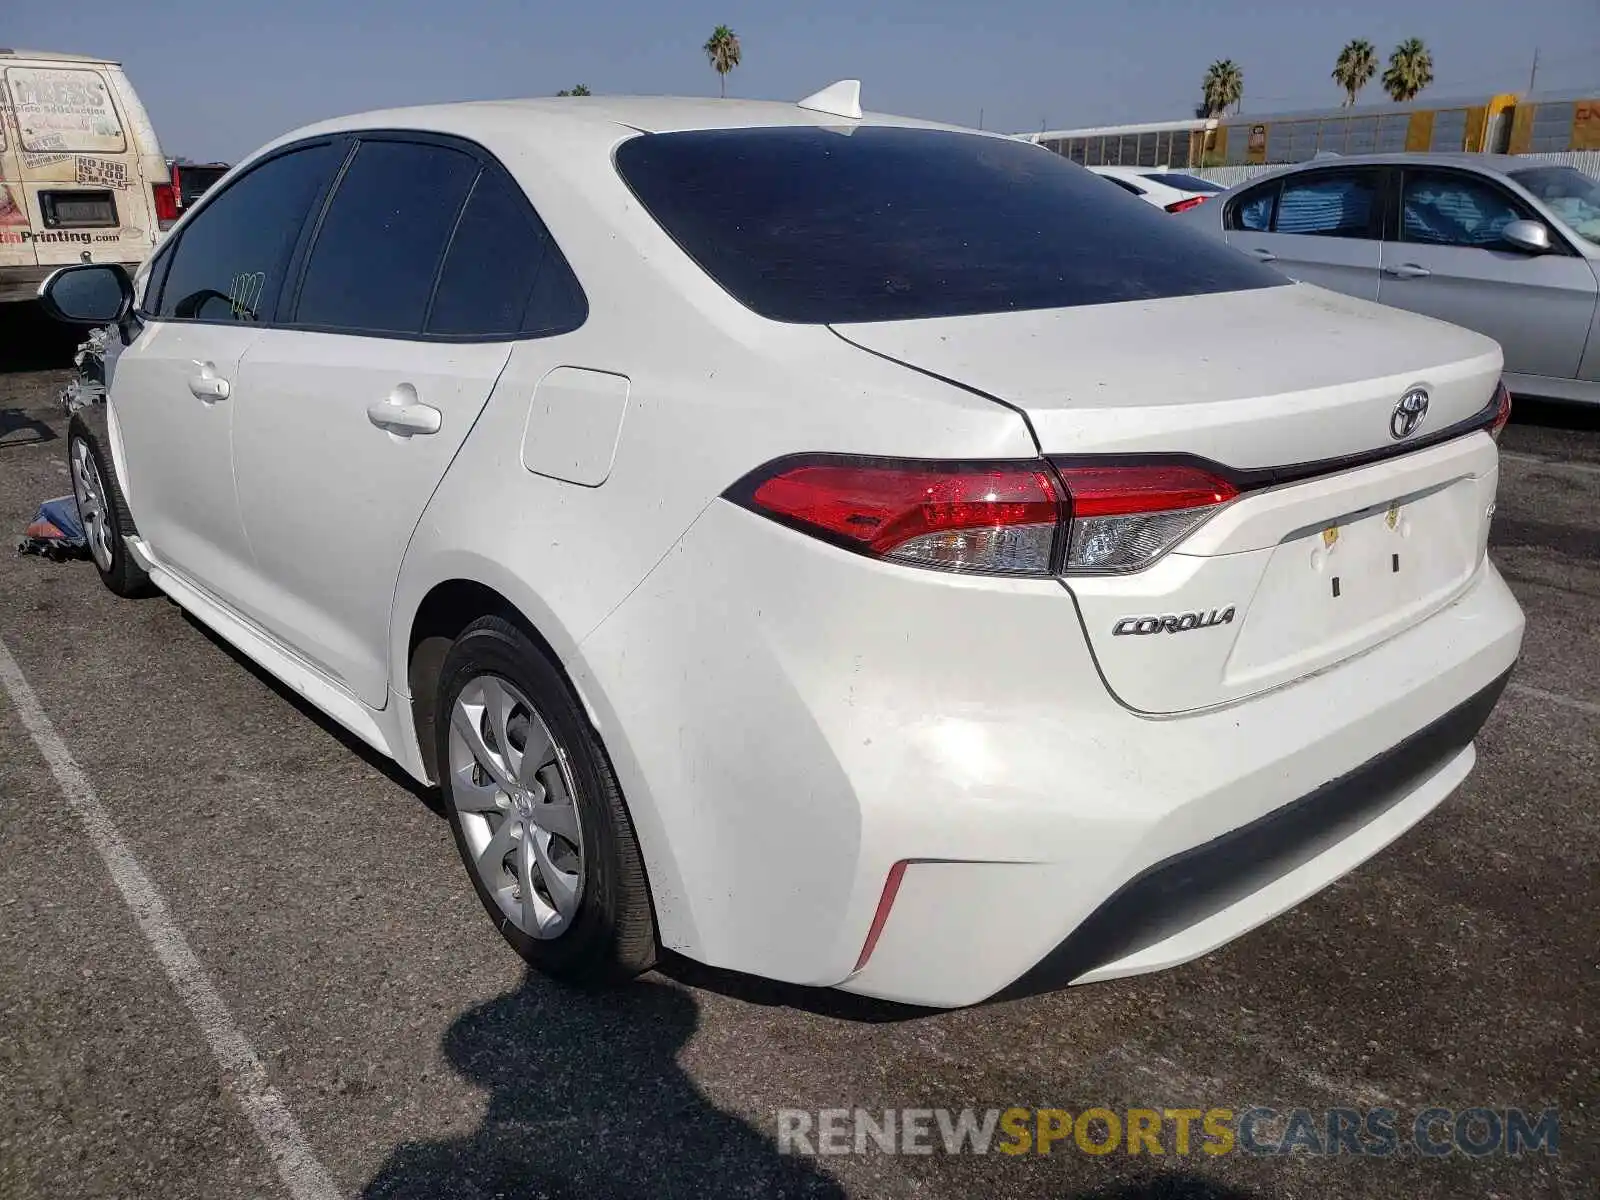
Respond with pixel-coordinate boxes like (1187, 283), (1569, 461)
(435, 616), (656, 983)
(67, 414), (153, 598)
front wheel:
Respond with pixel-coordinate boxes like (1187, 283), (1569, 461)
(435, 615), (657, 984)
(68, 414), (153, 598)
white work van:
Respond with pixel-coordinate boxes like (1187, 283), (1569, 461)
(0, 48), (169, 304)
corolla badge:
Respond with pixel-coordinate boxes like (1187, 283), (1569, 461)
(1113, 607), (1236, 636)
(1390, 387), (1430, 441)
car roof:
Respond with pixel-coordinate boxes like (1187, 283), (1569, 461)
(1244, 151), (1534, 177)
(273, 95), (970, 149)
(0, 47), (120, 64)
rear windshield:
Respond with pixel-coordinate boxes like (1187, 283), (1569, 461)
(1145, 173), (1224, 193)
(614, 127), (1286, 324)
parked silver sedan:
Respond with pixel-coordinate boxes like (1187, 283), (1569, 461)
(1180, 154), (1600, 405)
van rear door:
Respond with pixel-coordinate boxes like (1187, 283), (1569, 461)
(3, 61), (147, 277)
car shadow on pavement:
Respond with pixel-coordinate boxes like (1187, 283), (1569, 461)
(176, 608), (446, 817)
(361, 972), (846, 1199)
(0, 406), (58, 449)
(656, 951), (933, 1024)
(361, 972), (1260, 1200)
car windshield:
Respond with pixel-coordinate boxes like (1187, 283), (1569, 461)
(1509, 166), (1600, 247)
(1145, 173), (1224, 193)
(614, 127), (1285, 324)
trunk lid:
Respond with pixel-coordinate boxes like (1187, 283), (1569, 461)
(835, 284), (1505, 714)
(832, 283), (1500, 465)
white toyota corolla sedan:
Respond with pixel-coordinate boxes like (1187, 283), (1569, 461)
(41, 85), (1524, 1008)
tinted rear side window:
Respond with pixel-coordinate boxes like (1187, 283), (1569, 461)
(1274, 171), (1379, 238)
(294, 139), (478, 335)
(426, 168), (586, 338)
(615, 127), (1285, 323)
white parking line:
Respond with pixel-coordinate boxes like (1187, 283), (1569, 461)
(1508, 682), (1600, 718)
(0, 638), (341, 1200)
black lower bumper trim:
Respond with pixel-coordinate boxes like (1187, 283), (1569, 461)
(995, 667), (1513, 1001)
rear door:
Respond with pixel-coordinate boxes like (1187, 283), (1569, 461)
(1225, 166), (1384, 300)
(229, 135), (584, 707)
(1378, 166), (1598, 380)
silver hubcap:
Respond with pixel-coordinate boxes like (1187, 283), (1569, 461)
(447, 676), (585, 938)
(69, 438), (114, 573)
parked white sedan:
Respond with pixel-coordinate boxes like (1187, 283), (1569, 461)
(1088, 165), (1224, 213)
(42, 87), (1523, 1008)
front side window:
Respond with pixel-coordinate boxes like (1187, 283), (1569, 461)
(1509, 166), (1600, 248)
(1273, 170), (1378, 238)
(293, 139), (478, 335)
(615, 127), (1285, 324)
(156, 142), (341, 323)
(1401, 171), (1525, 249)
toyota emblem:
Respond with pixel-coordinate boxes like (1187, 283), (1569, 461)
(1390, 388), (1430, 440)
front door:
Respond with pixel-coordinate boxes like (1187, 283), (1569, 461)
(1378, 167), (1599, 381)
(108, 138), (344, 604)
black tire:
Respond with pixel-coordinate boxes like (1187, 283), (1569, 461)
(67, 413), (155, 598)
(435, 615), (657, 983)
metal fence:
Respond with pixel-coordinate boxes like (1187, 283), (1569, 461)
(1187, 150), (1600, 189)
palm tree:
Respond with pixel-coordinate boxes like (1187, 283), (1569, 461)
(556, 84), (591, 97)
(1382, 38), (1434, 102)
(1332, 39), (1378, 106)
(704, 25), (741, 98)
(1200, 60), (1244, 117)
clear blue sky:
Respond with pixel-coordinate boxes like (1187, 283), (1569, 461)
(10, 0), (1599, 162)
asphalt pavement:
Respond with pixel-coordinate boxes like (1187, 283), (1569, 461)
(0, 313), (1595, 1199)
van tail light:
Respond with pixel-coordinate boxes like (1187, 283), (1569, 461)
(727, 455), (1238, 576)
(1489, 379), (1512, 441)
(1164, 196), (1206, 214)
(1051, 463), (1238, 572)
(152, 181), (179, 229)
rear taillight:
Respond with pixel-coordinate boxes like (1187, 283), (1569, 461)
(1490, 379), (1512, 441)
(152, 181), (179, 228)
(729, 456), (1238, 576)
(1164, 196), (1206, 214)
(1053, 463), (1238, 572)
(738, 457), (1062, 575)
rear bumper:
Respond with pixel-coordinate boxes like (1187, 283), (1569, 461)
(579, 500), (1524, 1008)
(993, 668), (1509, 1000)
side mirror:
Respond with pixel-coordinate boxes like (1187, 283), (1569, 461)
(37, 263), (134, 326)
(1501, 218), (1552, 254)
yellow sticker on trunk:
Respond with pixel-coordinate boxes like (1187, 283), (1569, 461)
(1386, 504), (1401, 530)
(1322, 525), (1339, 548)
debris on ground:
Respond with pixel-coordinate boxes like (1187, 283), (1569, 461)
(17, 496), (89, 561)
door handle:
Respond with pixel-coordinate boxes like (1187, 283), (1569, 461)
(1382, 263), (1432, 279)
(187, 361), (230, 402)
(1248, 247), (1277, 262)
(367, 385), (441, 437)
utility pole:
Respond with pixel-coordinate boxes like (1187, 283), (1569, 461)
(979, 107), (984, 130)
(1529, 47), (1540, 94)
